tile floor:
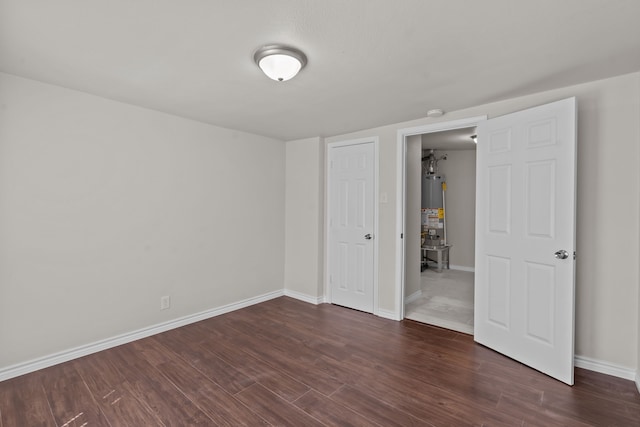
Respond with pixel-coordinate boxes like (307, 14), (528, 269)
(405, 268), (474, 335)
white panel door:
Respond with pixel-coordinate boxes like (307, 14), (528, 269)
(475, 98), (577, 385)
(328, 141), (375, 313)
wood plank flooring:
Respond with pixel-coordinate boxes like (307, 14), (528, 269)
(1, 296), (639, 426)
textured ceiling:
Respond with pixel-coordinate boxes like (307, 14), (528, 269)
(1, 0), (639, 141)
(422, 127), (477, 151)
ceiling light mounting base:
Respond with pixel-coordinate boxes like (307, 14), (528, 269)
(426, 109), (445, 118)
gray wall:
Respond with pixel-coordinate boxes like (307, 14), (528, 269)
(0, 72), (286, 371)
(325, 72), (640, 373)
(3, 70), (639, 383)
(284, 137), (324, 300)
(437, 150), (476, 269)
(404, 136), (422, 299)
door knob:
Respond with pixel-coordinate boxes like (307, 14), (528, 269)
(554, 250), (569, 259)
(364, 234), (372, 240)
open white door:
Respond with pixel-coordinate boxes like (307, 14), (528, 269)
(474, 98), (577, 385)
(328, 140), (376, 313)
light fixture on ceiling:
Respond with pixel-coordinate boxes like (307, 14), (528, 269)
(471, 134), (478, 143)
(254, 44), (307, 82)
(426, 109), (445, 118)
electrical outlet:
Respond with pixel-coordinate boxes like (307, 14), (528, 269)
(160, 295), (171, 310)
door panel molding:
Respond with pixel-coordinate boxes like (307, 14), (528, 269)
(475, 97), (576, 385)
(325, 137), (379, 314)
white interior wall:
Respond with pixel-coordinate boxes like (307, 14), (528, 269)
(284, 137), (324, 301)
(2, 70), (638, 381)
(437, 150), (476, 270)
(637, 80), (640, 391)
(0, 72), (286, 373)
(404, 135), (422, 299)
(325, 72), (640, 374)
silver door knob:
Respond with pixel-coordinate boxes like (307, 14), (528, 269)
(364, 234), (372, 240)
(554, 250), (569, 259)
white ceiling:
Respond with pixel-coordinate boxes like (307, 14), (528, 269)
(421, 127), (477, 151)
(1, 1), (639, 141)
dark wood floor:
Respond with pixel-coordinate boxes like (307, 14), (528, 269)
(1, 297), (639, 426)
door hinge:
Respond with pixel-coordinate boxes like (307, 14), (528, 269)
(401, 233), (404, 239)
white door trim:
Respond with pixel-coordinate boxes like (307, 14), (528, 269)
(325, 137), (379, 315)
(395, 116), (487, 320)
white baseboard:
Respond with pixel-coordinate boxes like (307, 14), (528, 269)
(404, 290), (423, 304)
(283, 289), (326, 305)
(377, 308), (401, 321)
(450, 265), (475, 273)
(0, 289), (284, 382)
(4, 290), (634, 386)
(574, 355), (637, 381)
(636, 373), (640, 395)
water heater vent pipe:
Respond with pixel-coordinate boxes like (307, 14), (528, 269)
(422, 149), (447, 176)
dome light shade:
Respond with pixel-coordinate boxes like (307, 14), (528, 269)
(254, 45), (307, 82)
(258, 54), (301, 81)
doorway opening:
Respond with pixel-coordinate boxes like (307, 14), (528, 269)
(403, 127), (477, 334)
(403, 119), (476, 334)
(396, 99), (576, 384)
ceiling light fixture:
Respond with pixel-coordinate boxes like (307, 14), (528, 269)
(254, 44), (307, 82)
(426, 109), (445, 118)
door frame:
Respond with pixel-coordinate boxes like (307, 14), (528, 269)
(395, 116), (487, 320)
(325, 137), (380, 314)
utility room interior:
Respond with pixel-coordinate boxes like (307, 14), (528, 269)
(405, 127), (477, 334)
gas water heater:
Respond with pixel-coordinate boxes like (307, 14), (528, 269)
(421, 150), (447, 247)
